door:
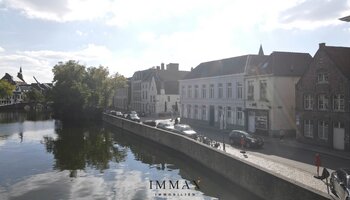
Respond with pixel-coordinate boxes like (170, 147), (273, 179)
(209, 105), (215, 126)
(333, 122), (345, 150)
(248, 112), (255, 133)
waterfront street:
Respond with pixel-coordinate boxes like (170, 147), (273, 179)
(143, 117), (350, 199)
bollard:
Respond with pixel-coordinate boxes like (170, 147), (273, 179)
(314, 153), (321, 176)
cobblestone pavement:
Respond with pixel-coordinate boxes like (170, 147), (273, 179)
(140, 117), (337, 199)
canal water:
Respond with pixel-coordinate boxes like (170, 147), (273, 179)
(0, 112), (262, 200)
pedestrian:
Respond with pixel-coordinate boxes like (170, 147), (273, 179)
(279, 129), (285, 141)
(240, 136), (245, 149)
(314, 153), (321, 176)
(174, 117), (179, 125)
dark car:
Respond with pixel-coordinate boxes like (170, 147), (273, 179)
(330, 168), (350, 200)
(126, 113), (140, 122)
(228, 130), (264, 148)
(143, 120), (156, 127)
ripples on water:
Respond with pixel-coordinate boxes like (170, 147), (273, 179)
(0, 112), (261, 200)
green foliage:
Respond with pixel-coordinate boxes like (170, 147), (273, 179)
(24, 88), (45, 102)
(51, 60), (126, 120)
(0, 80), (15, 98)
(43, 124), (127, 176)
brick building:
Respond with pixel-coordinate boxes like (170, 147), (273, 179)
(296, 43), (350, 151)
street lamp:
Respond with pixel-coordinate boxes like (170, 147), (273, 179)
(339, 15), (350, 22)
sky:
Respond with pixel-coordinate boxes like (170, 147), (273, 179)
(0, 0), (349, 83)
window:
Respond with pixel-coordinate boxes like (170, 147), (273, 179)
(304, 120), (313, 138)
(194, 85), (199, 99)
(218, 106), (223, 121)
(304, 94), (313, 110)
(194, 105), (199, 119)
(209, 84), (214, 99)
(226, 83), (232, 98)
(218, 83), (223, 99)
(247, 81), (254, 100)
(227, 107), (231, 123)
(317, 72), (328, 83)
(181, 104), (184, 117)
(187, 85), (192, 98)
(333, 94), (344, 111)
(201, 105), (206, 120)
(260, 80), (267, 101)
(187, 104), (192, 118)
(237, 107), (243, 126)
(334, 121), (344, 129)
(201, 85), (207, 99)
(318, 121), (328, 140)
(237, 82), (243, 99)
(318, 94), (329, 110)
(181, 86), (186, 98)
(168, 96), (170, 102)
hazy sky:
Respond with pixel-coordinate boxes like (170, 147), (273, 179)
(0, 0), (349, 83)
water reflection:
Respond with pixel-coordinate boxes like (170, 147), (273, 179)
(0, 112), (262, 200)
(43, 124), (127, 177)
(0, 111), (52, 123)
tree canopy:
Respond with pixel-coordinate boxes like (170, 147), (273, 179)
(51, 60), (126, 120)
(0, 79), (15, 98)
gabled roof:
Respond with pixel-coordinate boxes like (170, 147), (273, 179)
(137, 66), (189, 95)
(322, 46), (350, 79)
(152, 69), (188, 94)
(1, 73), (26, 85)
(182, 55), (268, 80)
(247, 52), (312, 76)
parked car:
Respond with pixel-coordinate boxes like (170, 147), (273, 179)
(115, 111), (123, 118)
(143, 120), (156, 127)
(109, 110), (117, 115)
(174, 124), (197, 139)
(156, 121), (174, 131)
(330, 168), (350, 200)
(126, 113), (140, 122)
(228, 130), (264, 148)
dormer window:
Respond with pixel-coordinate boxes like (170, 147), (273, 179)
(317, 72), (328, 84)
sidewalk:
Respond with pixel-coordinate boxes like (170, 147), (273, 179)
(140, 116), (350, 160)
(179, 120), (350, 161)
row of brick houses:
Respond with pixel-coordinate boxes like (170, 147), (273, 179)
(179, 43), (350, 151)
(115, 43), (350, 151)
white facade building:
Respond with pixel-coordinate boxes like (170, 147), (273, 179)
(245, 51), (312, 136)
(131, 63), (188, 115)
(179, 55), (267, 130)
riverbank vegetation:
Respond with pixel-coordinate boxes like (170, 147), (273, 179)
(51, 60), (126, 121)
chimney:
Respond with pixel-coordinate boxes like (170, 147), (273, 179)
(191, 67), (193, 71)
(156, 66), (160, 70)
(319, 43), (326, 49)
(166, 63), (179, 71)
(161, 63), (165, 70)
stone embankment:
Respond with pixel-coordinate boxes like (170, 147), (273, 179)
(103, 113), (330, 200)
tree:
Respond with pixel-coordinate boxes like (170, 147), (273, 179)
(52, 60), (90, 120)
(51, 60), (126, 120)
(0, 79), (15, 98)
(25, 88), (45, 103)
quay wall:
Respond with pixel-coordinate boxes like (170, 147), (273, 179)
(103, 114), (329, 200)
